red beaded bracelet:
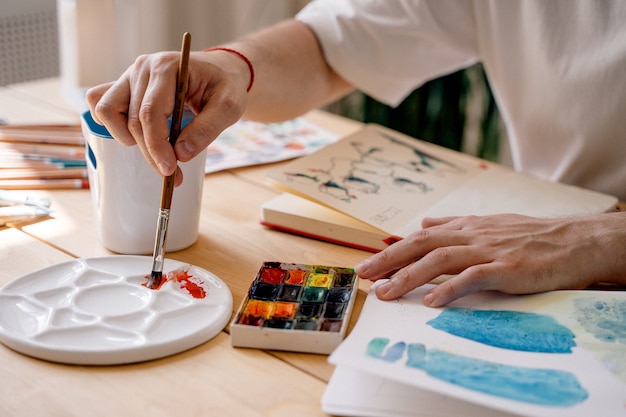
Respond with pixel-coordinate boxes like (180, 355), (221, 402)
(203, 47), (255, 92)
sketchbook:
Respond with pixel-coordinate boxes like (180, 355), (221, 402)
(263, 124), (618, 251)
(260, 192), (392, 252)
(322, 284), (626, 417)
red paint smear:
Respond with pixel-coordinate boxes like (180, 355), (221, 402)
(143, 267), (207, 299)
(142, 276), (166, 290)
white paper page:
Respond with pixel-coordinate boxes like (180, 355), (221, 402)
(328, 285), (626, 417)
(397, 170), (618, 237)
(323, 365), (520, 417)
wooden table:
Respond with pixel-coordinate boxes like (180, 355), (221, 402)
(1, 79), (624, 417)
(0, 79), (371, 417)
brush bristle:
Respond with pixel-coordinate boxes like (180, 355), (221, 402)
(146, 271), (163, 290)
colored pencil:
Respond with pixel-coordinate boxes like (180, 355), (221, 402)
(0, 179), (89, 190)
(0, 124), (84, 146)
(0, 142), (85, 159)
(0, 167), (88, 180)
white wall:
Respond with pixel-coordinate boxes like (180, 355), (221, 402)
(57, 0), (309, 92)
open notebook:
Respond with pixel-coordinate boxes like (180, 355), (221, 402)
(263, 124), (618, 252)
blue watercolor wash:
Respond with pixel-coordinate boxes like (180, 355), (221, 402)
(366, 337), (406, 362)
(427, 307), (576, 353)
(365, 338), (588, 407)
(405, 343), (589, 407)
(572, 297), (626, 344)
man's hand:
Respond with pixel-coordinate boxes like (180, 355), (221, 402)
(355, 212), (626, 306)
(86, 49), (249, 182)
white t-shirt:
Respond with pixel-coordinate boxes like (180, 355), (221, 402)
(297, 0), (626, 201)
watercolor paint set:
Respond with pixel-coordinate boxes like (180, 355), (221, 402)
(230, 261), (359, 354)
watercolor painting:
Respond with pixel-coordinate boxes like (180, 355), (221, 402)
(205, 118), (338, 173)
(329, 284), (626, 417)
(366, 338), (588, 407)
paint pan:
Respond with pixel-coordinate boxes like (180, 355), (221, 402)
(230, 261), (359, 354)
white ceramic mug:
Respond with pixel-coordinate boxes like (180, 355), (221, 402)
(81, 110), (206, 254)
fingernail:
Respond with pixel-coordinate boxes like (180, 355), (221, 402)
(376, 279), (392, 295)
(176, 141), (195, 160)
(423, 291), (435, 306)
(158, 160), (172, 176)
(354, 259), (369, 274)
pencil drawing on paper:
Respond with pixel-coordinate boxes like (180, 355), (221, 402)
(283, 132), (465, 203)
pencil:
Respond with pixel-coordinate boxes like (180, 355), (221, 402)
(0, 167), (88, 180)
(147, 32), (192, 290)
(0, 159), (86, 168)
(0, 179), (89, 190)
(0, 160), (67, 169)
(0, 142), (85, 159)
(0, 125), (84, 146)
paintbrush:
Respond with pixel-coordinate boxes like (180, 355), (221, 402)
(147, 32), (192, 290)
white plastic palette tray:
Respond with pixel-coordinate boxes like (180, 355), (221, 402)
(0, 256), (232, 365)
